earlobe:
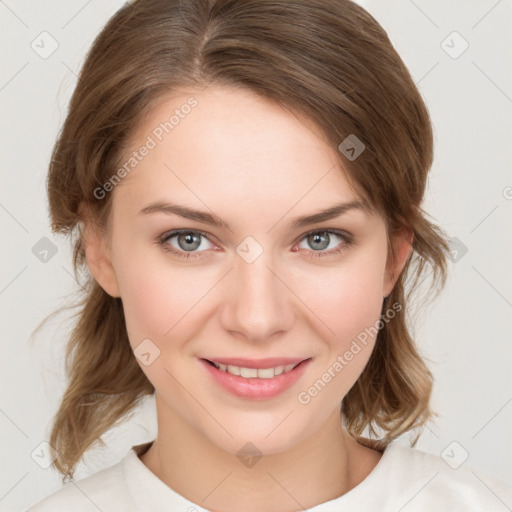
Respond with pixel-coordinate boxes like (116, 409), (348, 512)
(82, 220), (121, 298)
(383, 228), (414, 298)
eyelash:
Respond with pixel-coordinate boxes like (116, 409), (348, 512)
(158, 229), (353, 261)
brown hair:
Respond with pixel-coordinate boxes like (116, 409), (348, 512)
(44, 0), (450, 481)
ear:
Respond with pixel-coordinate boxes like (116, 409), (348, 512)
(382, 227), (413, 298)
(80, 207), (121, 298)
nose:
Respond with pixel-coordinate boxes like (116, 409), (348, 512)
(219, 247), (296, 344)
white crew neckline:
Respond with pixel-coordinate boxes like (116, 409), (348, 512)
(27, 440), (512, 511)
(122, 439), (396, 511)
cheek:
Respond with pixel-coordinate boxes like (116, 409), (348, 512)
(112, 215), (203, 325)
(294, 262), (386, 408)
(114, 251), (211, 349)
(297, 253), (387, 345)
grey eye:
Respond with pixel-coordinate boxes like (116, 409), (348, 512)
(306, 232), (331, 250)
(164, 231), (213, 253)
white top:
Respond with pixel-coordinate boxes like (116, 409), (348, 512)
(25, 441), (512, 511)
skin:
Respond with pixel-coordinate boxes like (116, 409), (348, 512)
(84, 86), (412, 512)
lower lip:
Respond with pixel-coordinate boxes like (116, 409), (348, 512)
(200, 359), (312, 400)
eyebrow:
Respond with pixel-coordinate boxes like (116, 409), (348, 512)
(139, 200), (369, 230)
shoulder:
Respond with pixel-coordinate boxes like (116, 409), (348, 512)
(381, 442), (512, 511)
(24, 456), (134, 512)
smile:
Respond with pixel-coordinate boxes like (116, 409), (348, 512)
(207, 360), (301, 379)
(200, 357), (312, 400)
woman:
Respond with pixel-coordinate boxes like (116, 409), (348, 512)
(26, 0), (512, 510)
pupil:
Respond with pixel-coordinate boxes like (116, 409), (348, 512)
(310, 232), (329, 250)
(179, 232), (200, 251)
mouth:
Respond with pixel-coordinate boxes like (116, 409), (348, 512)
(199, 357), (312, 400)
(202, 358), (308, 379)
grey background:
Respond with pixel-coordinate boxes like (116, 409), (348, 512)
(1, 1), (511, 510)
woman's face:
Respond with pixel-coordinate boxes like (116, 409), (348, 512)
(88, 86), (408, 456)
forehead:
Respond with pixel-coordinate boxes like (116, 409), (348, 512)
(132, 86), (334, 164)
(114, 86), (371, 221)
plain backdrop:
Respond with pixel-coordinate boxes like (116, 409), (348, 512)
(1, 1), (511, 510)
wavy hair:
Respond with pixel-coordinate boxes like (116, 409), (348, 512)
(43, 0), (450, 480)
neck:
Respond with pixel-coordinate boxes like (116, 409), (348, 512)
(139, 394), (383, 512)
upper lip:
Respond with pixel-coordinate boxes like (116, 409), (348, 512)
(202, 357), (310, 369)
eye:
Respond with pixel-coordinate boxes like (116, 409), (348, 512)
(158, 228), (353, 261)
(159, 230), (214, 260)
(295, 230), (353, 259)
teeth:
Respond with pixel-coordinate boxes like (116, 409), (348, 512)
(227, 364), (240, 376)
(240, 367), (258, 378)
(211, 361), (298, 378)
(257, 368), (276, 379)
